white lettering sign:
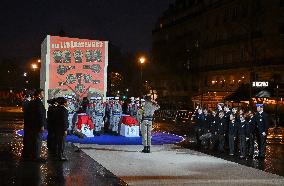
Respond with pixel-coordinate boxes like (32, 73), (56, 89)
(252, 82), (269, 87)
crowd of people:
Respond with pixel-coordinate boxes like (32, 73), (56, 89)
(22, 90), (160, 162)
(192, 103), (269, 159)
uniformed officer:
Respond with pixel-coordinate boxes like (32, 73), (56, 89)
(245, 110), (256, 157)
(217, 111), (226, 152)
(209, 110), (218, 150)
(137, 99), (145, 135)
(133, 98), (140, 123)
(141, 96), (160, 153)
(93, 97), (105, 136)
(228, 114), (237, 155)
(255, 104), (269, 159)
(110, 97), (122, 135)
(128, 97), (135, 116)
(193, 107), (204, 147)
(238, 114), (248, 158)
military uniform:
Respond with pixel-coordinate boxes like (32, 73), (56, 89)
(228, 119), (237, 155)
(110, 98), (122, 135)
(246, 114), (256, 156)
(92, 98), (105, 135)
(141, 99), (160, 153)
(238, 118), (248, 158)
(255, 105), (268, 158)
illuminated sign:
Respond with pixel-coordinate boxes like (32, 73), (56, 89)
(252, 81), (269, 87)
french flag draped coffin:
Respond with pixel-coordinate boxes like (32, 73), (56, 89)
(120, 115), (139, 137)
(76, 113), (94, 137)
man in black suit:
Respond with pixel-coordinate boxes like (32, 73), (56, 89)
(55, 97), (69, 161)
(255, 104), (269, 159)
(28, 89), (47, 162)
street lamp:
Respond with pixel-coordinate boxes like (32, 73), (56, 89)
(139, 57), (146, 96)
(37, 59), (41, 63)
(31, 63), (38, 71)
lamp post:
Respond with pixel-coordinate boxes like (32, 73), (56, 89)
(139, 57), (145, 95)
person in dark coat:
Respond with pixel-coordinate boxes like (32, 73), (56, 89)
(54, 97), (69, 161)
(47, 98), (58, 154)
(22, 94), (32, 160)
(193, 107), (204, 147)
(245, 110), (256, 157)
(217, 111), (226, 152)
(209, 110), (218, 150)
(238, 115), (248, 158)
(255, 104), (269, 159)
(27, 89), (47, 162)
(228, 114), (237, 156)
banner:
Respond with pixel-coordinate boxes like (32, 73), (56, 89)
(41, 36), (108, 101)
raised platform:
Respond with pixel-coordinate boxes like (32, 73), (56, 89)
(16, 129), (184, 145)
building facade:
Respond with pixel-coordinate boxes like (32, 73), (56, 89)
(152, 0), (284, 109)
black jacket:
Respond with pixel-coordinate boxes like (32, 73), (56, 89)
(217, 117), (226, 135)
(28, 98), (47, 132)
(255, 111), (269, 134)
(228, 121), (237, 136)
(54, 105), (69, 133)
(237, 120), (247, 136)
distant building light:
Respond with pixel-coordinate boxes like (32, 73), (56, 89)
(23, 72), (27, 77)
(242, 76), (245, 79)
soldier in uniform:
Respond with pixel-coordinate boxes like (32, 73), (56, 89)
(193, 107), (204, 147)
(128, 97), (135, 116)
(255, 104), (269, 159)
(217, 111), (226, 152)
(92, 97), (105, 136)
(209, 110), (218, 150)
(228, 114), (237, 155)
(133, 98), (140, 122)
(110, 97), (122, 135)
(141, 96), (160, 153)
(137, 99), (145, 135)
(238, 115), (248, 158)
(245, 110), (256, 157)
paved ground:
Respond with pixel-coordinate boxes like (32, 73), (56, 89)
(0, 109), (126, 186)
(79, 144), (284, 186)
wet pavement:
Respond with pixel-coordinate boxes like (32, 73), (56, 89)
(0, 109), (127, 186)
(153, 120), (284, 177)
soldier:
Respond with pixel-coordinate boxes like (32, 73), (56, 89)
(255, 104), (269, 159)
(110, 97), (122, 135)
(67, 96), (76, 134)
(193, 107), (204, 147)
(217, 111), (226, 152)
(238, 114), (248, 158)
(137, 99), (145, 135)
(228, 114), (237, 156)
(141, 96), (160, 153)
(245, 110), (256, 157)
(133, 98), (140, 122)
(128, 97), (135, 116)
(209, 110), (218, 150)
(92, 97), (105, 136)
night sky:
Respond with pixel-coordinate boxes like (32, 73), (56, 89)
(0, 0), (173, 63)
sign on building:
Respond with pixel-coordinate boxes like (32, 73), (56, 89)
(40, 35), (108, 107)
(252, 81), (269, 87)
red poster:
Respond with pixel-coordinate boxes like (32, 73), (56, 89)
(47, 36), (108, 99)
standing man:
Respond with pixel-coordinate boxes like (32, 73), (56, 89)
(193, 107), (204, 147)
(93, 97), (105, 136)
(238, 115), (248, 158)
(141, 96), (160, 153)
(246, 110), (256, 157)
(217, 111), (226, 152)
(47, 98), (57, 155)
(28, 89), (47, 162)
(54, 97), (69, 161)
(255, 104), (269, 159)
(110, 97), (122, 135)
